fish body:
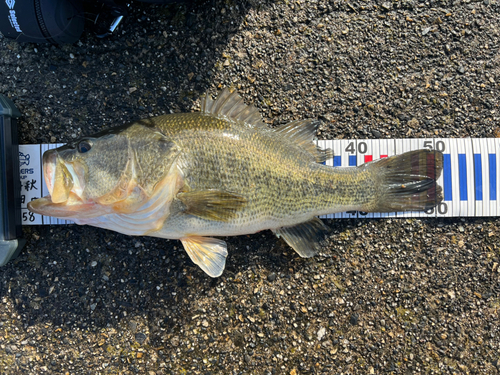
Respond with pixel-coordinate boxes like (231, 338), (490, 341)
(29, 90), (443, 277)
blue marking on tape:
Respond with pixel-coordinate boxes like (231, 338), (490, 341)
(333, 156), (341, 167)
(348, 155), (356, 166)
(458, 154), (467, 201)
(489, 154), (497, 201)
(474, 154), (482, 201)
(443, 154), (452, 201)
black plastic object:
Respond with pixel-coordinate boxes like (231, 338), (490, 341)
(0, 94), (25, 266)
(0, 0), (84, 44)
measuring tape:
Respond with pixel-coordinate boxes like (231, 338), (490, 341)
(18, 138), (500, 225)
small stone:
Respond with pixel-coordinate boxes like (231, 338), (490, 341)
(371, 129), (382, 138)
(129, 321), (137, 331)
(457, 66), (465, 74)
(422, 27), (431, 36)
(398, 113), (410, 121)
(267, 272), (276, 282)
(381, 2), (392, 10)
(91, 261), (97, 267)
(137, 352), (143, 359)
(317, 326), (326, 341)
(407, 118), (419, 128)
(350, 313), (359, 325)
(135, 332), (147, 345)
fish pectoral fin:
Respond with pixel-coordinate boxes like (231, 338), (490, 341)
(177, 190), (247, 222)
(181, 237), (228, 277)
(273, 218), (329, 258)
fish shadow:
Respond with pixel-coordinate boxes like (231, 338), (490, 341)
(0, 217), (354, 333)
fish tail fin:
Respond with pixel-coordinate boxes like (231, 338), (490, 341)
(363, 149), (443, 212)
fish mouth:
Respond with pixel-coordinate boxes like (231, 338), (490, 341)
(42, 149), (85, 204)
(27, 150), (88, 217)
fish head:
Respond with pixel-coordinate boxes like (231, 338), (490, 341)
(28, 124), (181, 220)
(28, 128), (134, 218)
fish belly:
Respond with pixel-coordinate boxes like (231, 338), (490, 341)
(153, 210), (316, 240)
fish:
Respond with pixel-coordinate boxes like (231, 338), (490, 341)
(28, 89), (444, 277)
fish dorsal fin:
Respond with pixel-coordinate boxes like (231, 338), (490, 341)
(273, 217), (329, 258)
(181, 236), (228, 277)
(177, 189), (247, 222)
(201, 88), (266, 129)
(275, 120), (332, 163)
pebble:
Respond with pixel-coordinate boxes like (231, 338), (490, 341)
(422, 27), (431, 36)
(317, 327), (326, 341)
(350, 314), (359, 326)
(267, 272), (276, 282)
(135, 332), (147, 345)
(381, 2), (392, 10)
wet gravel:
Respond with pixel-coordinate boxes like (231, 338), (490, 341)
(1, 0), (500, 374)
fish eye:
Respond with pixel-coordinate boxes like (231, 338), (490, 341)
(77, 140), (92, 153)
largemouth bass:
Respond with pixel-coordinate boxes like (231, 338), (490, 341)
(29, 90), (443, 277)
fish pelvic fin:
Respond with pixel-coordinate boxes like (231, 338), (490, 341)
(201, 88), (267, 129)
(362, 149), (444, 212)
(273, 217), (329, 258)
(275, 120), (333, 163)
(181, 237), (228, 277)
(178, 189), (247, 222)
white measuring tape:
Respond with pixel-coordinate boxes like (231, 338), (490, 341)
(18, 138), (500, 225)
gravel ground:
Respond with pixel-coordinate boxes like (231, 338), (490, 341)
(1, 0), (500, 374)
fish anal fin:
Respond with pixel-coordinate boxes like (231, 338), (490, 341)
(181, 237), (228, 277)
(275, 120), (332, 163)
(273, 218), (328, 258)
(200, 88), (266, 129)
(178, 190), (247, 222)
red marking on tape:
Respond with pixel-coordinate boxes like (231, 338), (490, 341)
(364, 155), (373, 163)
